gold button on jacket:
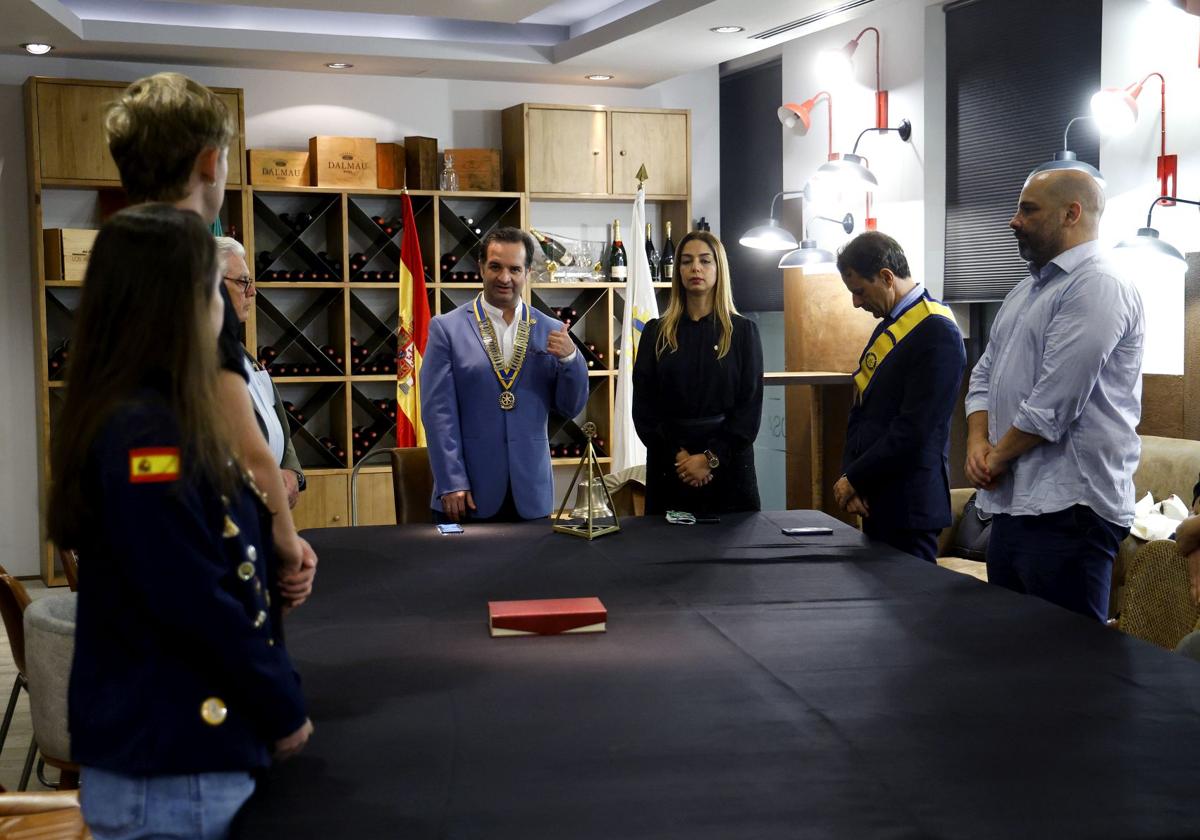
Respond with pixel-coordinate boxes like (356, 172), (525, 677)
(200, 697), (228, 726)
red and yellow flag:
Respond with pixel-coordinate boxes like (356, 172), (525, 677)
(396, 191), (430, 447)
(128, 447), (181, 483)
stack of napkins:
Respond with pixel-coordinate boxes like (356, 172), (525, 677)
(1131, 492), (1190, 541)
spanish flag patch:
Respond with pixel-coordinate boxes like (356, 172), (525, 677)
(129, 447), (181, 483)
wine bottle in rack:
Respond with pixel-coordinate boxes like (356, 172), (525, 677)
(530, 229), (574, 266)
(609, 220), (628, 282)
(660, 221), (675, 280)
(645, 223), (660, 281)
(440, 253), (458, 274)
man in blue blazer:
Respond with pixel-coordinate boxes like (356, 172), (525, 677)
(421, 228), (588, 521)
(833, 232), (966, 563)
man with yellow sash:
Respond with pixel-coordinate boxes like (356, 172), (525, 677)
(421, 228), (588, 522)
(833, 232), (966, 562)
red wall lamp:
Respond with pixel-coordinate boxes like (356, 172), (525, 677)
(1091, 72), (1177, 202)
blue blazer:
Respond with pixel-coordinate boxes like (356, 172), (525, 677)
(421, 299), (589, 519)
(841, 291), (966, 531)
(70, 393), (307, 775)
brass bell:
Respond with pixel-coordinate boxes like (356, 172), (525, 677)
(570, 476), (614, 521)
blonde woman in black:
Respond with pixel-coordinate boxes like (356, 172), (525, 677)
(633, 230), (764, 516)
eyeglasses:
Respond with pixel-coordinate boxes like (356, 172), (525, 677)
(223, 274), (254, 295)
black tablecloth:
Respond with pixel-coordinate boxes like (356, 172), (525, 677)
(237, 511), (1200, 839)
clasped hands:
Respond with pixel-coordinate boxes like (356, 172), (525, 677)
(965, 437), (1010, 491)
(833, 475), (869, 518)
(277, 535), (318, 612)
(675, 448), (712, 488)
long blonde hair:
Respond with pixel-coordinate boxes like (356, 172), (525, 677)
(655, 230), (739, 359)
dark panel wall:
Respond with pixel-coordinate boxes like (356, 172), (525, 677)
(944, 0), (1101, 301)
(720, 60), (785, 312)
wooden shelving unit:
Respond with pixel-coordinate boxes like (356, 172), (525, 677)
(24, 79), (692, 581)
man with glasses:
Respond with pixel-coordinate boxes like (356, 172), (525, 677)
(216, 237), (305, 508)
(421, 227), (587, 522)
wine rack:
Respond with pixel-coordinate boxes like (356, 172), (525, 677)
(26, 77), (693, 564)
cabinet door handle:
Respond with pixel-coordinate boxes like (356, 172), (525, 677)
(593, 150), (600, 156)
(332, 514), (342, 522)
(619, 150), (627, 156)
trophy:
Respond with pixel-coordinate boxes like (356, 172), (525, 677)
(553, 422), (620, 540)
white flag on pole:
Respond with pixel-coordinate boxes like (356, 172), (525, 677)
(612, 187), (660, 475)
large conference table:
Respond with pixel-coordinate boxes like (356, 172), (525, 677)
(237, 511), (1200, 839)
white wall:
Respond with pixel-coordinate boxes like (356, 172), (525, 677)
(1100, 0), (1200, 376)
(779, 0), (933, 291)
(0, 55), (718, 576)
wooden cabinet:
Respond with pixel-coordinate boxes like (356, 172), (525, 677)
(29, 77), (243, 185)
(292, 473), (349, 530)
(610, 111), (689, 197)
(525, 108), (608, 195)
(503, 103), (689, 198)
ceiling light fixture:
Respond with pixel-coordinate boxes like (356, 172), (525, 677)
(585, 74), (613, 81)
(710, 26), (744, 34)
(1090, 72), (1176, 200)
(22, 43), (53, 55)
(815, 27), (889, 129)
(325, 62), (353, 69)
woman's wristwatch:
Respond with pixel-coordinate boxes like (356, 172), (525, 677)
(703, 449), (719, 469)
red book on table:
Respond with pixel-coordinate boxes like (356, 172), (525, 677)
(487, 597), (607, 637)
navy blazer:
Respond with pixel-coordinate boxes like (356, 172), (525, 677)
(69, 394), (307, 775)
(842, 291), (966, 531)
(420, 299), (589, 519)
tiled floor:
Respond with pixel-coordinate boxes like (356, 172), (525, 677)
(0, 578), (61, 792)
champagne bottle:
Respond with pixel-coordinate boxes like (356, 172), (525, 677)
(645, 223), (660, 281)
(530, 229), (574, 266)
(609, 219), (628, 282)
(660, 221), (675, 280)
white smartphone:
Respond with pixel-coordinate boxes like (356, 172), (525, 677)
(437, 523), (464, 535)
(782, 527), (833, 536)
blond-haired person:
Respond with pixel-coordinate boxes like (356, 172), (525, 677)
(632, 231), (764, 516)
(104, 72), (315, 608)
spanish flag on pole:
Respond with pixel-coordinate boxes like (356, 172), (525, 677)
(396, 191), (429, 447)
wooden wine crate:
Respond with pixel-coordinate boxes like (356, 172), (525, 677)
(247, 149), (312, 186)
(308, 136), (377, 188)
(446, 148), (500, 191)
(43, 228), (98, 282)
(404, 136), (439, 190)
(376, 142), (406, 189)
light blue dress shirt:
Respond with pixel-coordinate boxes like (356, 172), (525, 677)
(889, 281), (925, 319)
(965, 240), (1145, 527)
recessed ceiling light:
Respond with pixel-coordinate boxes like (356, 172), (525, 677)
(710, 26), (744, 34)
(585, 74), (613, 81)
(325, 62), (353, 69)
(22, 43), (54, 55)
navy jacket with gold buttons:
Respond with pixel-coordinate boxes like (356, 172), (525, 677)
(68, 393), (307, 774)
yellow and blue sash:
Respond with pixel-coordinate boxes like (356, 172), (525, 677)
(854, 298), (955, 398)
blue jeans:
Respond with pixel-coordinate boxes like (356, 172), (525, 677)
(986, 505), (1127, 622)
(81, 766), (255, 840)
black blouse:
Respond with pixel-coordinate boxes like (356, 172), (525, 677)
(633, 313), (764, 514)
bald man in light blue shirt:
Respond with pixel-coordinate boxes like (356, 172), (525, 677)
(965, 169), (1144, 621)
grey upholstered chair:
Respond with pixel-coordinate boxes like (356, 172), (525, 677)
(24, 593), (79, 789)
